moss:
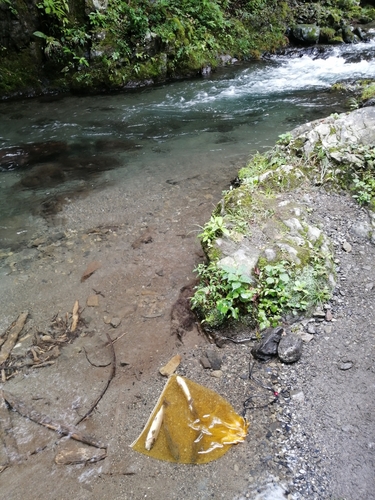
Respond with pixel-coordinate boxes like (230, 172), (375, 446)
(0, 48), (42, 95)
(319, 27), (336, 43)
(361, 83), (375, 102)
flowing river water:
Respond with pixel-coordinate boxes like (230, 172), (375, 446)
(1, 40), (375, 252)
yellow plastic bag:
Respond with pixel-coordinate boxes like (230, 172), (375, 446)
(130, 374), (249, 464)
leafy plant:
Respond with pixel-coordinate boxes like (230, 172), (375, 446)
(191, 263), (255, 327)
(198, 215), (229, 249)
(352, 175), (375, 206)
(277, 132), (293, 146)
(0, 0), (17, 16)
(192, 253), (333, 330)
(37, 0), (69, 25)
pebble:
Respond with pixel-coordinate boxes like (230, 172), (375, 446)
(338, 361), (353, 371)
(110, 317), (122, 328)
(325, 309), (333, 321)
(342, 241), (352, 252)
(211, 370), (223, 378)
(290, 390), (305, 403)
(306, 323), (316, 334)
(87, 294), (99, 307)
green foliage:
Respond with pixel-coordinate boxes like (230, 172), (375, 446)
(192, 253), (332, 330)
(191, 263), (255, 327)
(352, 175), (375, 208)
(37, 0), (69, 24)
(198, 215), (230, 249)
(0, 0), (18, 15)
(277, 132), (293, 146)
(361, 83), (375, 102)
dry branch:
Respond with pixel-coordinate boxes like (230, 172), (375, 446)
(0, 392), (20, 467)
(0, 311), (28, 365)
(70, 300), (79, 333)
(55, 446), (107, 465)
(76, 332), (116, 425)
(1, 390), (106, 450)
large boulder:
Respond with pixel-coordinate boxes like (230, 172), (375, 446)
(291, 24), (320, 44)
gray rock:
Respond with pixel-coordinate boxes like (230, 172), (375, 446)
(251, 327), (284, 361)
(110, 317), (121, 328)
(291, 24), (320, 44)
(306, 323), (316, 334)
(350, 222), (371, 239)
(205, 350), (222, 370)
(200, 356), (211, 369)
(278, 334), (303, 363)
(264, 248), (277, 262)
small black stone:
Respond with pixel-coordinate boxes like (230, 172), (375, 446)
(251, 327), (284, 361)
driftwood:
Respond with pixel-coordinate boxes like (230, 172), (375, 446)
(76, 332), (116, 425)
(1, 390), (106, 450)
(0, 392), (20, 469)
(55, 446), (107, 465)
(0, 311), (29, 365)
(70, 300), (80, 333)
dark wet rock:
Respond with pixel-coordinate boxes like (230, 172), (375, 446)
(341, 25), (356, 44)
(291, 24), (320, 45)
(170, 282), (197, 341)
(0, 141), (68, 171)
(205, 350), (222, 370)
(278, 334), (303, 363)
(251, 327), (284, 361)
(95, 138), (140, 152)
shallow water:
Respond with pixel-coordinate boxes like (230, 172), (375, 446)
(1, 40), (375, 251)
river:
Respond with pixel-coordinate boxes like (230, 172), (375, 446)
(1, 39), (375, 251)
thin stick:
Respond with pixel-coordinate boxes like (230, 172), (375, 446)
(1, 390), (106, 450)
(112, 331), (127, 344)
(75, 332), (116, 425)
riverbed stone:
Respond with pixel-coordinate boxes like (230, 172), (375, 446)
(291, 24), (320, 44)
(205, 350), (222, 370)
(278, 334), (303, 363)
(251, 327), (284, 361)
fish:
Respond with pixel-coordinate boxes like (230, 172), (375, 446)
(176, 375), (195, 414)
(145, 403), (165, 451)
